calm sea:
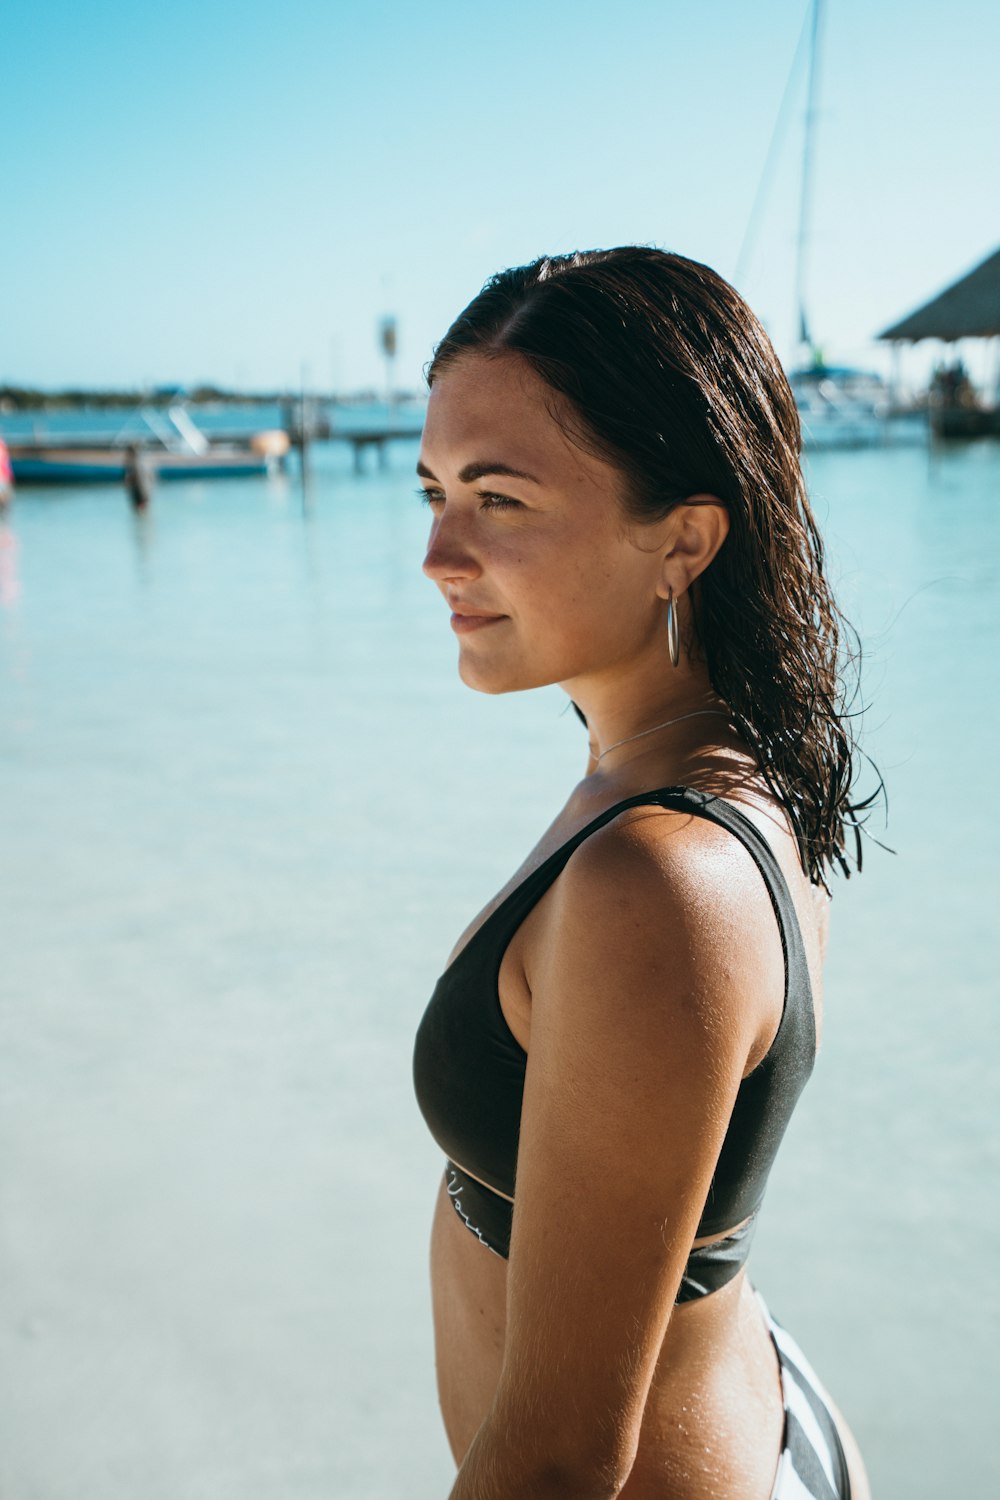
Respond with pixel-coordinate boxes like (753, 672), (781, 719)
(1, 430), (997, 1498)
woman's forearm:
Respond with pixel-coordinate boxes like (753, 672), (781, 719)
(447, 1419), (623, 1500)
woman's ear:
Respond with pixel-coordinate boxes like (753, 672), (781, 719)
(656, 494), (730, 598)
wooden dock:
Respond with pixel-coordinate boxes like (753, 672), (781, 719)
(281, 408), (423, 473)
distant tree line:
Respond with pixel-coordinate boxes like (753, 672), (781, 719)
(0, 384), (293, 410)
(0, 385), (423, 411)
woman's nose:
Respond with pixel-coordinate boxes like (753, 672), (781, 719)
(421, 513), (482, 583)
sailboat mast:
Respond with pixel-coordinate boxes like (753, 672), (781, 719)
(794, 0), (824, 356)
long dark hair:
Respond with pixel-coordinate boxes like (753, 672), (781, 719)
(428, 246), (877, 885)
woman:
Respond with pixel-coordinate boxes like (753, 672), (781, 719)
(412, 248), (872, 1500)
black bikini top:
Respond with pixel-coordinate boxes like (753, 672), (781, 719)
(413, 787), (817, 1301)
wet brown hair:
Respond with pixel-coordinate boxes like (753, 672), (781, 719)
(428, 247), (878, 885)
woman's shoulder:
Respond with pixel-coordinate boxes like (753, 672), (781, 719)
(562, 790), (781, 923)
(520, 791), (799, 1073)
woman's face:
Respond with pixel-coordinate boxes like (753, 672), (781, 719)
(418, 353), (670, 696)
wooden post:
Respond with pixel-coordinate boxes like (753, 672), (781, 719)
(379, 316), (398, 418)
(299, 364), (311, 509)
(124, 444), (155, 509)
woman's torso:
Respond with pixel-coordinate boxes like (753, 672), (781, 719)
(424, 763), (829, 1498)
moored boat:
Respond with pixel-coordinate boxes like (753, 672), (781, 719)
(790, 363), (889, 449)
(7, 406), (289, 485)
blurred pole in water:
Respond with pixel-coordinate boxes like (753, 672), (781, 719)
(124, 444), (155, 510)
(380, 315), (398, 416)
(299, 363), (311, 513)
(0, 437), (13, 509)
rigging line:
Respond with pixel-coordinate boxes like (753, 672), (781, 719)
(732, 0), (814, 291)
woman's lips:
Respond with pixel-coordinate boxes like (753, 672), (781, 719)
(450, 612), (506, 633)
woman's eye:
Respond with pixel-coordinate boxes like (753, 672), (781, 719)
(478, 491), (521, 512)
(414, 487), (521, 512)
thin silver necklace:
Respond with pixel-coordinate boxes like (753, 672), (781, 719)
(592, 708), (732, 764)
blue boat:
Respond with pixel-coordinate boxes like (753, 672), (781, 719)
(8, 406), (288, 485)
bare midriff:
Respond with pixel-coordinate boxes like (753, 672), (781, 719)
(430, 1178), (786, 1499)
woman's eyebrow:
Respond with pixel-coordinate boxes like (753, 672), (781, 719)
(416, 459), (541, 484)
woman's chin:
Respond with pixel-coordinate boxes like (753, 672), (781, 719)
(457, 657), (512, 695)
(456, 650), (540, 697)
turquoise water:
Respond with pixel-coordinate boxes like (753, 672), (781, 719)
(1, 437), (997, 1498)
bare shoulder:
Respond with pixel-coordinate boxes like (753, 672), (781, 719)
(548, 798), (785, 961)
(525, 800), (786, 1066)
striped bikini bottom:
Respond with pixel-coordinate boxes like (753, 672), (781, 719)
(757, 1292), (853, 1500)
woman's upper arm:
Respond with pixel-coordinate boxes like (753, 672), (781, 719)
(488, 810), (766, 1489)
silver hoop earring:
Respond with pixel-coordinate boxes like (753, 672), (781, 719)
(666, 586), (680, 668)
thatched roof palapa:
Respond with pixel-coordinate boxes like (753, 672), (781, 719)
(878, 246), (1000, 342)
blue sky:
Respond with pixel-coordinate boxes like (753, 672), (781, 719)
(4, 0), (997, 391)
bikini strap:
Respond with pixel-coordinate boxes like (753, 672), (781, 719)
(509, 786), (809, 979)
